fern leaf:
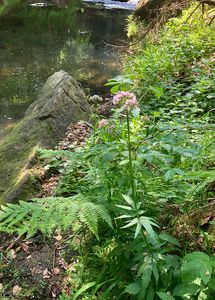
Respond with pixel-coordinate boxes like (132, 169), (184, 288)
(0, 195), (112, 238)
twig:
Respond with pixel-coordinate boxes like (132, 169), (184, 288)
(102, 40), (128, 48)
(146, 161), (164, 174)
(102, 20), (156, 50)
(208, 14), (215, 24)
(185, 2), (202, 23)
(186, 0), (215, 24)
(52, 246), (56, 270)
(6, 235), (23, 252)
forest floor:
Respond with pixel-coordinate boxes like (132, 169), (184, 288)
(0, 122), (91, 299)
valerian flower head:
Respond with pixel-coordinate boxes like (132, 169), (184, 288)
(113, 91), (138, 111)
(98, 119), (109, 128)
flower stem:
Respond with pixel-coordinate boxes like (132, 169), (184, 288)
(126, 111), (136, 201)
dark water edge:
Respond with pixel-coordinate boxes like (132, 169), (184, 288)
(0, 0), (131, 137)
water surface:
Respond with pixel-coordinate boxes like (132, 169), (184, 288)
(0, 0), (131, 137)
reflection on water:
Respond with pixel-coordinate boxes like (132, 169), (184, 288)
(83, 0), (136, 10)
(0, 0), (130, 136)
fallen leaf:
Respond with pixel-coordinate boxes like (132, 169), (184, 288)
(21, 243), (29, 252)
(52, 267), (60, 275)
(54, 234), (62, 242)
(12, 285), (22, 296)
(0, 283), (3, 291)
(15, 246), (21, 252)
(58, 257), (68, 269)
(25, 240), (32, 245)
(43, 268), (51, 279)
(201, 215), (212, 226)
(9, 249), (16, 259)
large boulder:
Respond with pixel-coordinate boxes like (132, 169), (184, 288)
(0, 70), (91, 203)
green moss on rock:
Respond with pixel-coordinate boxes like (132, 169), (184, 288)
(0, 70), (91, 203)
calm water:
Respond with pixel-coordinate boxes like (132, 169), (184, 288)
(0, 0), (131, 137)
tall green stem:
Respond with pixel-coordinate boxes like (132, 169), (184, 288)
(126, 112), (154, 257)
(126, 111), (136, 201)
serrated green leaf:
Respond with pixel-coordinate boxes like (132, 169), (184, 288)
(164, 168), (184, 181)
(139, 264), (152, 299)
(125, 283), (141, 295)
(173, 283), (200, 297)
(103, 151), (118, 162)
(181, 252), (212, 284)
(208, 278), (215, 291)
(146, 286), (155, 300)
(157, 291), (175, 300)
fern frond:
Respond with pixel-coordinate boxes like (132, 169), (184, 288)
(0, 195), (113, 239)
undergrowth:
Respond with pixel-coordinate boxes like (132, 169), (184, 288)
(0, 2), (215, 299)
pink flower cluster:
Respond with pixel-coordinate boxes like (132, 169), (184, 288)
(113, 91), (138, 111)
(98, 119), (109, 128)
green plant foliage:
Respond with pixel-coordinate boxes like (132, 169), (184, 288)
(173, 252), (215, 299)
(118, 5), (215, 122)
(0, 2), (215, 299)
(0, 196), (112, 239)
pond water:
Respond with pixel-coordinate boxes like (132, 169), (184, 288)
(0, 0), (133, 137)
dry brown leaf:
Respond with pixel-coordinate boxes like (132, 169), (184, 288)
(31, 267), (43, 275)
(43, 268), (51, 279)
(58, 257), (68, 269)
(9, 249), (16, 259)
(67, 264), (76, 272)
(25, 240), (32, 244)
(54, 234), (62, 242)
(52, 267), (60, 275)
(12, 285), (22, 296)
(21, 242), (29, 252)
(201, 215), (212, 226)
(15, 246), (21, 252)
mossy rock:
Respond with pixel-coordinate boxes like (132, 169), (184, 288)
(0, 70), (91, 204)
